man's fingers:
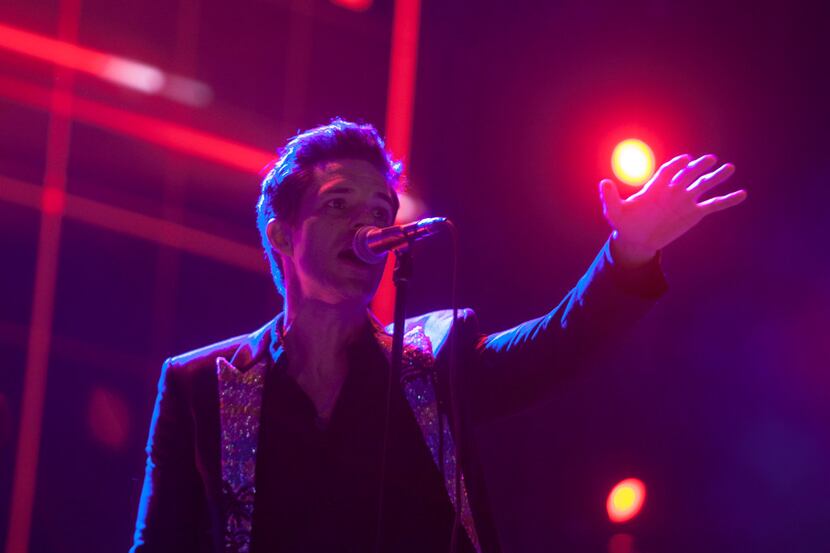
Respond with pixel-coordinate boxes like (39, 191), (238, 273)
(698, 189), (748, 215)
(599, 179), (623, 220)
(649, 154), (692, 189)
(687, 163), (736, 197)
(670, 154), (718, 189)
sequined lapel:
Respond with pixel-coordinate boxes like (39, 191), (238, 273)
(377, 325), (482, 553)
(216, 320), (273, 553)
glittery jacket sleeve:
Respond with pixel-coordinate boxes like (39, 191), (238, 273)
(469, 237), (668, 424)
(130, 359), (209, 552)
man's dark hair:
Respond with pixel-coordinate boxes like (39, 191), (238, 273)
(256, 118), (404, 295)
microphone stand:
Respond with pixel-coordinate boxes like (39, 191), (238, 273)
(374, 245), (413, 553)
(390, 245), (413, 392)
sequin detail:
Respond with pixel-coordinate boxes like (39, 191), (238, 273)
(385, 326), (482, 552)
(217, 357), (266, 553)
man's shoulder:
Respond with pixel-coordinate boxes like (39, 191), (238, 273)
(163, 319), (274, 380)
(156, 336), (247, 391)
(167, 334), (248, 371)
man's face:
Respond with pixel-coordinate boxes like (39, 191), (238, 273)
(273, 158), (397, 305)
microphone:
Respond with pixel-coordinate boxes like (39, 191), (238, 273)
(353, 217), (448, 264)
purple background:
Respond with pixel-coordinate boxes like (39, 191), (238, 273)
(0, 0), (827, 551)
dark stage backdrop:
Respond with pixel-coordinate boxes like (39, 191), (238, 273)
(0, 1), (827, 552)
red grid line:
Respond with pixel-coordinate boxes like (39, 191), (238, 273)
(373, 0), (422, 324)
(0, 76), (274, 174)
(5, 1), (80, 551)
(0, 176), (264, 272)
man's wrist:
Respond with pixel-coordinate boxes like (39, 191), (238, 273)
(610, 231), (658, 269)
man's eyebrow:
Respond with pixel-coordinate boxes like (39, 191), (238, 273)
(319, 185), (395, 208)
(319, 184), (354, 195)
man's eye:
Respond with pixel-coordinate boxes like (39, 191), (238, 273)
(327, 198), (346, 209)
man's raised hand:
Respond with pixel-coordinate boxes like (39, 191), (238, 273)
(599, 154), (748, 267)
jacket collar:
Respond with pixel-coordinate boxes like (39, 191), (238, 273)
(223, 308), (455, 373)
(225, 317), (277, 372)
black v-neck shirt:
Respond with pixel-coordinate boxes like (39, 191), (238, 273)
(249, 329), (475, 553)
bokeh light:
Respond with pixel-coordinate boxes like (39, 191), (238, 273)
(395, 192), (426, 223)
(611, 139), (655, 187)
(607, 478), (646, 523)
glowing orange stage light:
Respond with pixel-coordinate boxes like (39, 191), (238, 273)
(611, 138), (655, 187)
(607, 478), (646, 523)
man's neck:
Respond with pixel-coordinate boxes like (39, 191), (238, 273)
(281, 296), (368, 365)
(279, 297), (369, 417)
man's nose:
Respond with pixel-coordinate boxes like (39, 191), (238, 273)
(351, 207), (380, 230)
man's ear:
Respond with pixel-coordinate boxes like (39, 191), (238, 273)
(265, 217), (293, 257)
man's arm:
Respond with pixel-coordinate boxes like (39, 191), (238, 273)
(130, 359), (205, 552)
(466, 153), (746, 423)
(468, 237), (667, 422)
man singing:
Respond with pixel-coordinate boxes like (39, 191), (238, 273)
(130, 119), (746, 553)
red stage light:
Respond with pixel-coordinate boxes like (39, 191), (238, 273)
(330, 0), (374, 11)
(607, 478), (646, 523)
(611, 138), (655, 187)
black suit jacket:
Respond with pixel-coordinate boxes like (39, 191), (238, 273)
(130, 239), (667, 552)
